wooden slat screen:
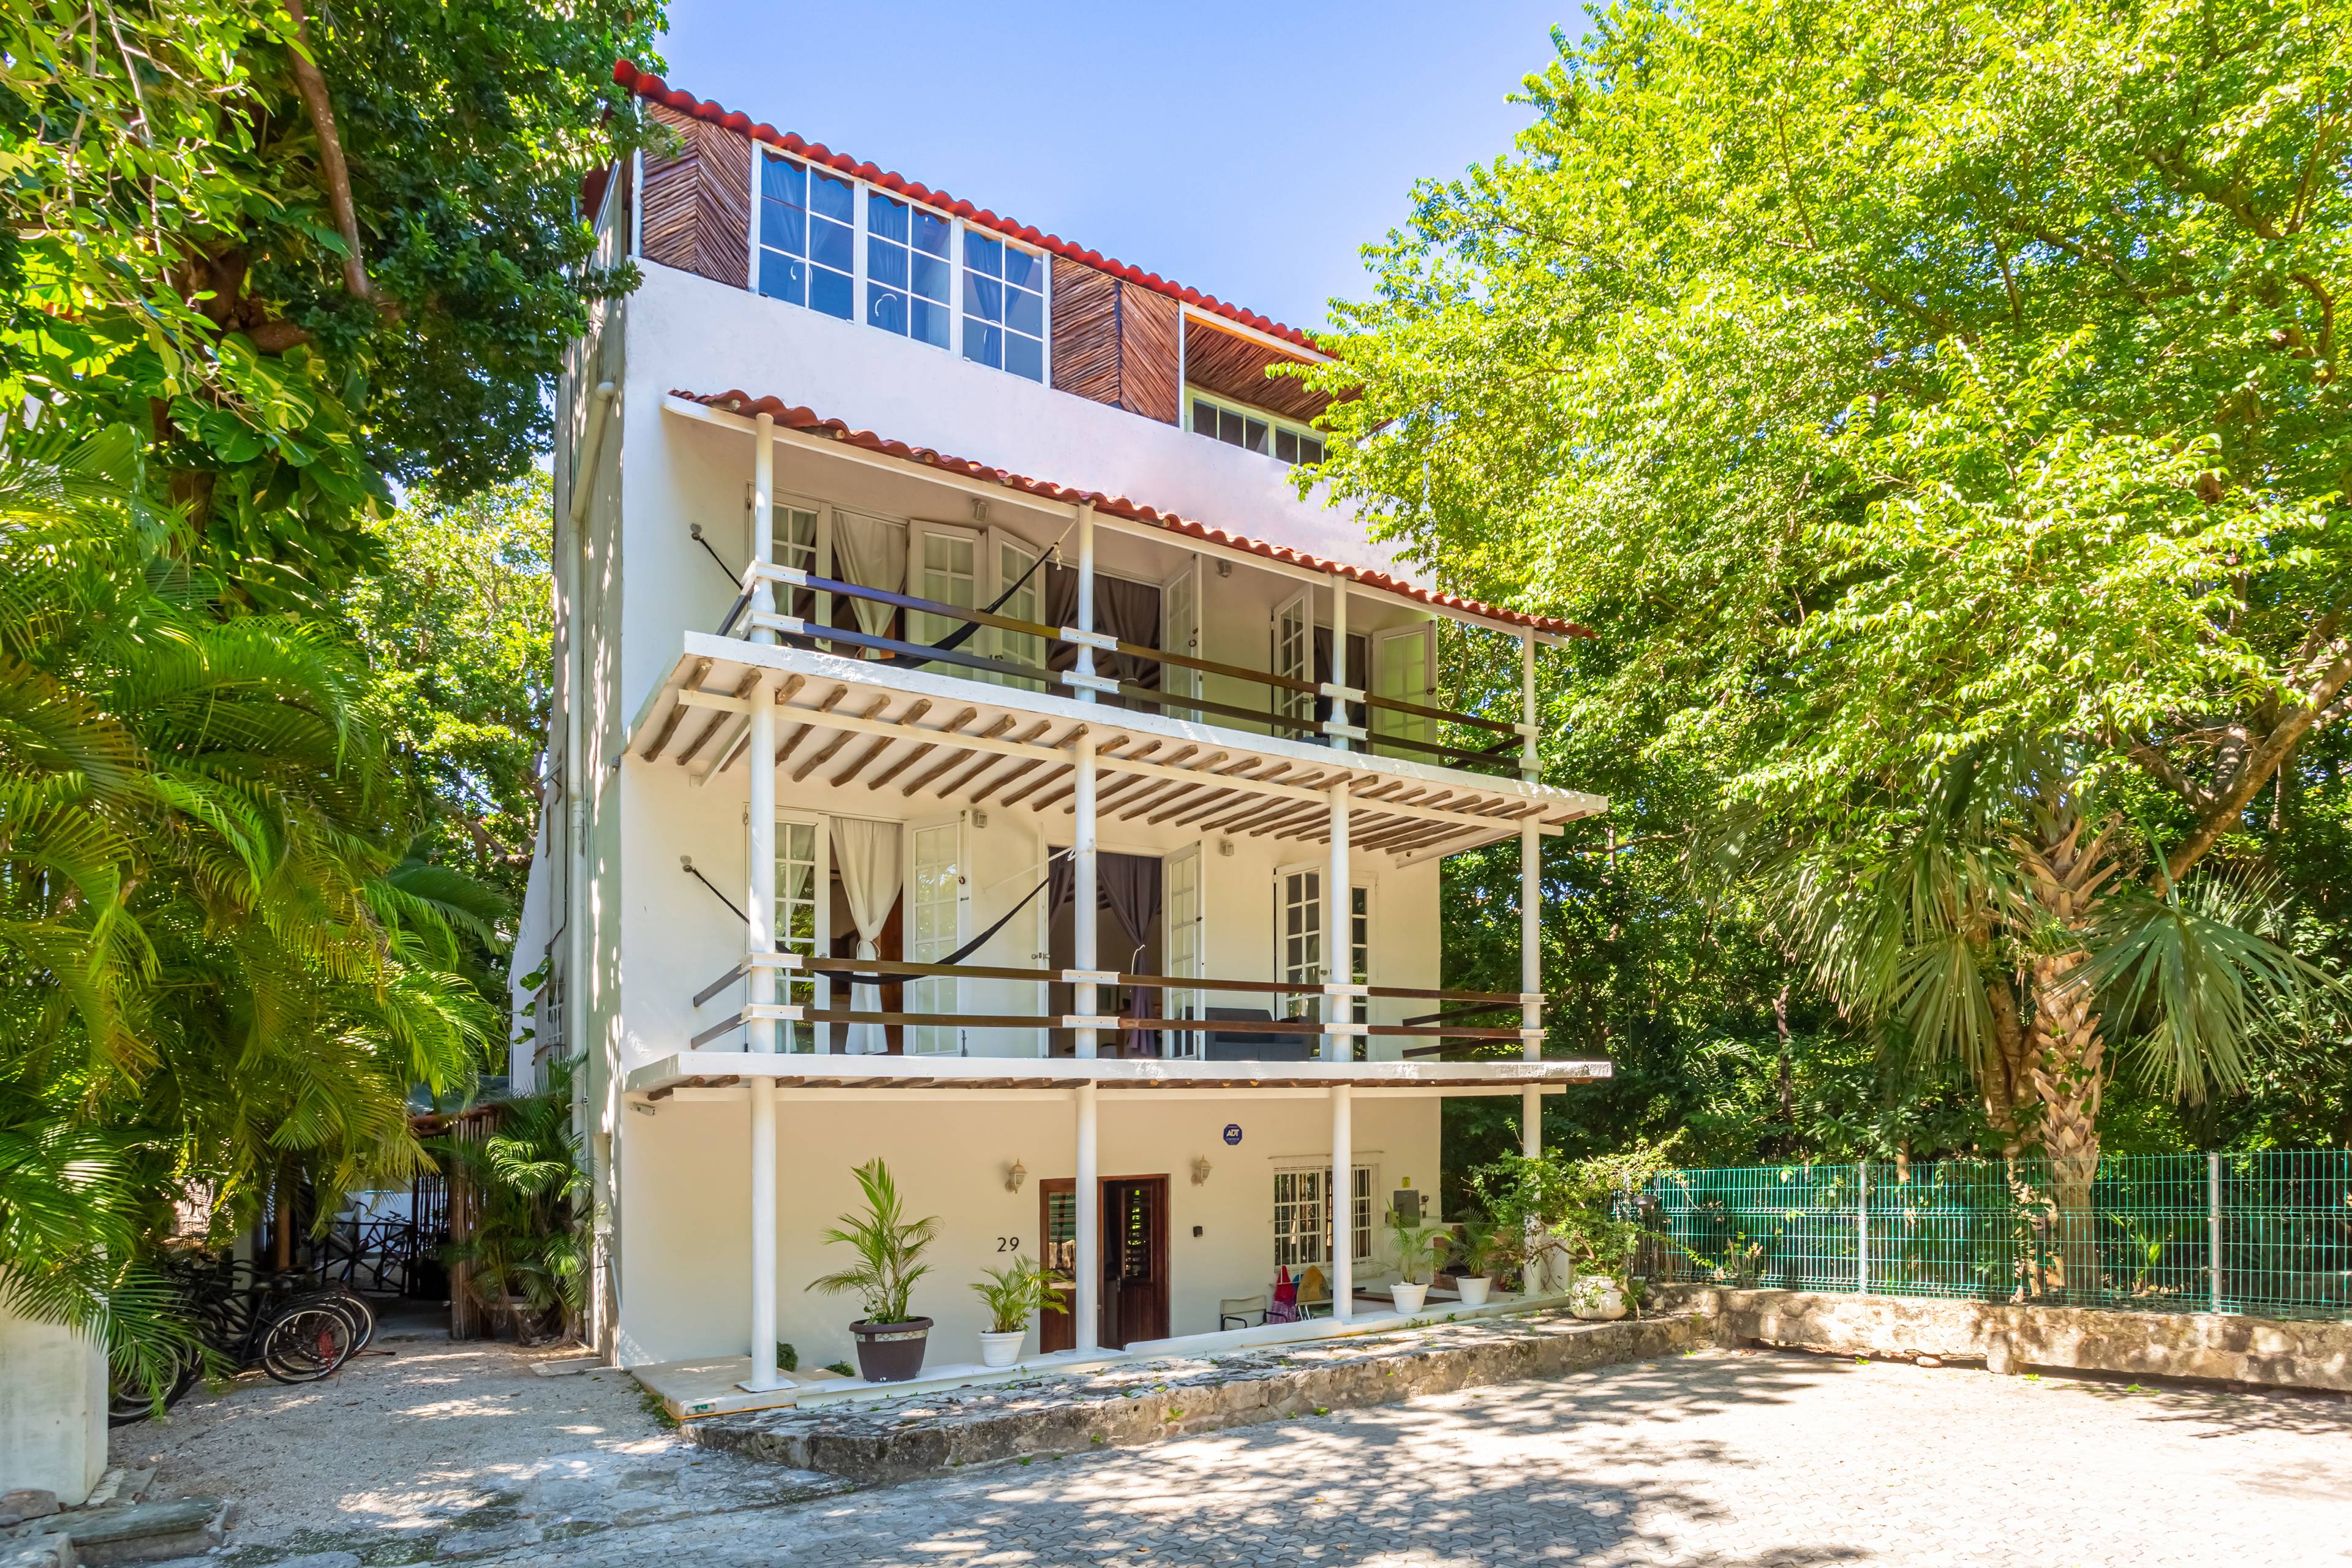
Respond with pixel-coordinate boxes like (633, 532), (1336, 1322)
(1182, 315), (1332, 423)
(1050, 257), (1181, 425)
(1050, 256), (1121, 405)
(640, 104), (751, 288)
(1120, 285), (1181, 424)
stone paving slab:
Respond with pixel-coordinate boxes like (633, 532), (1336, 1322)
(459, 1348), (2352, 1567)
(689, 1307), (1708, 1484)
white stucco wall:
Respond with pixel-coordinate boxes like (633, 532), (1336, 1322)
(551, 258), (1468, 1364)
(0, 1298), (107, 1504)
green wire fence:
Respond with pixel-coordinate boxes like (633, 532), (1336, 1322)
(1637, 1152), (2352, 1322)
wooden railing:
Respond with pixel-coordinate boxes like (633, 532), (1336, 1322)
(723, 565), (1532, 776)
(688, 953), (1539, 1060)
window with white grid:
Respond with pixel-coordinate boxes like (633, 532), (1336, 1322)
(1272, 1165), (1374, 1270)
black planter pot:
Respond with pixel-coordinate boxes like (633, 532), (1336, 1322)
(848, 1316), (933, 1382)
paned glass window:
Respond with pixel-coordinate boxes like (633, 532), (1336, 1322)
(1280, 869), (1321, 1019)
(757, 153), (854, 320)
(1272, 1166), (1374, 1270)
(1191, 393), (1324, 467)
(867, 193), (951, 348)
(963, 232), (1046, 381)
(774, 821), (819, 1052)
(1351, 885), (1371, 1028)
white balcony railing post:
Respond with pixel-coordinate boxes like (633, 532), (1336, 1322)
(1331, 1084), (1353, 1324)
(1073, 730), (1099, 1059)
(1073, 500), (1097, 702)
(1325, 785), (1350, 1063)
(742, 410), (782, 1395)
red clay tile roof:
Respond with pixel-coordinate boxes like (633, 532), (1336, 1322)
(613, 60), (1330, 358)
(673, 390), (1593, 640)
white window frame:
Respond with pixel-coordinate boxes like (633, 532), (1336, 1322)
(864, 188), (953, 351)
(752, 146), (1050, 384)
(1271, 1157), (1379, 1272)
(1371, 621), (1438, 753)
(771, 809), (831, 1054)
(1188, 387), (1325, 467)
(986, 527), (1046, 690)
(1163, 841), (1205, 1059)
(1273, 861), (1322, 1019)
(904, 813), (968, 1055)
(909, 520), (981, 668)
(1272, 592), (1314, 737)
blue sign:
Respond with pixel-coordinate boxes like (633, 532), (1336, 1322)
(1222, 1123), (1243, 1147)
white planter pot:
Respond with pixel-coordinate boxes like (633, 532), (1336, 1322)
(1390, 1281), (1428, 1314)
(978, 1330), (1026, 1368)
(1569, 1278), (1627, 1321)
(1454, 1276), (1492, 1308)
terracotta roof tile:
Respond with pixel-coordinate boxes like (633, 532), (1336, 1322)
(613, 61), (1331, 358)
(673, 390), (1593, 640)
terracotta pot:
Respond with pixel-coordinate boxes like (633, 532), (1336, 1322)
(1390, 1281), (1428, 1314)
(848, 1316), (932, 1381)
(978, 1329), (1025, 1368)
(1455, 1276), (1492, 1307)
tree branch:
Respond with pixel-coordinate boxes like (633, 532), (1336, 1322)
(2167, 630), (2352, 880)
(281, 0), (369, 301)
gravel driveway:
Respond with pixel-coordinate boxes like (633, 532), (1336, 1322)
(114, 1329), (2352, 1567)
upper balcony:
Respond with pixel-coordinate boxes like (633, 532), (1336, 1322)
(650, 390), (1590, 791)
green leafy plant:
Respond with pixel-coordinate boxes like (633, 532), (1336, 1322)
(1439, 1216), (1510, 1279)
(1387, 1212), (1448, 1286)
(970, 1256), (1067, 1335)
(437, 1055), (590, 1339)
(808, 1159), (938, 1325)
(1471, 1143), (1684, 1295)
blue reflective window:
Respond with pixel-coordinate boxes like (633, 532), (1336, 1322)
(869, 192), (951, 348)
(962, 229), (1044, 381)
(758, 153), (853, 319)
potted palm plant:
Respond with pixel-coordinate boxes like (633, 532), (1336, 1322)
(969, 1255), (1066, 1367)
(1387, 1210), (1446, 1313)
(809, 1159), (939, 1382)
(1439, 1217), (1506, 1308)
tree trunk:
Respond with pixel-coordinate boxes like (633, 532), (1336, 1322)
(2027, 949), (2105, 1301)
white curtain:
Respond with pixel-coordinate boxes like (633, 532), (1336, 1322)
(831, 818), (900, 1054)
(831, 510), (905, 641)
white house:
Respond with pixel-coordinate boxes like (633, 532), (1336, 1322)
(511, 59), (1611, 1409)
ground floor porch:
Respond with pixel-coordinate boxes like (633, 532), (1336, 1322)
(608, 1055), (1607, 1411)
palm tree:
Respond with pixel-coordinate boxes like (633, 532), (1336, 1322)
(0, 425), (496, 1382)
(1730, 739), (2332, 1292)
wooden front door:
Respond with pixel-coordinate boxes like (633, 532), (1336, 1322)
(1102, 1176), (1169, 1348)
(1035, 1175), (1170, 1351)
(1038, 1178), (1077, 1353)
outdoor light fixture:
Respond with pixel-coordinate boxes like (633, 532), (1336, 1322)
(631, 1102), (657, 1118)
(1005, 1159), (1027, 1193)
(1192, 1156), (1212, 1186)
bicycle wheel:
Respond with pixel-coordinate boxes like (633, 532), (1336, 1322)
(258, 1303), (355, 1384)
(284, 1286), (375, 1354)
(106, 1344), (201, 1426)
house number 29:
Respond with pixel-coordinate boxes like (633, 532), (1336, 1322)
(996, 1236), (1021, 1252)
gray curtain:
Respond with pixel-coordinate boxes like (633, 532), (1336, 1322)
(1312, 628), (1369, 734)
(1099, 853), (1162, 1057)
(1046, 566), (1163, 693)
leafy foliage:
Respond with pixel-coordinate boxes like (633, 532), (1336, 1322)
(436, 1052), (587, 1336)
(968, 1256), (1066, 1336)
(809, 1159), (939, 1327)
(1324, 0), (2352, 1167)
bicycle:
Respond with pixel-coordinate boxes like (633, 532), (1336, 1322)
(108, 1254), (376, 1424)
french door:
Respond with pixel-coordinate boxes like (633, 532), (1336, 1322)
(772, 812), (829, 1052)
(1372, 622), (1436, 755)
(910, 522), (979, 670)
(988, 529), (1044, 688)
(1160, 557), (1202, 715)
(904, 814), (966, 1054)
(1163, 843), (1204, 1058)
(1271, 592), (1313, 738)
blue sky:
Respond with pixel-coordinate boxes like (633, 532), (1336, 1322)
(650, 2), (1585, 333)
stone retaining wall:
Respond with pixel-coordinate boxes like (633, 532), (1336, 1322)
(1658, 1285), (2352, 1392)
(690, 1309), (1708, 1486)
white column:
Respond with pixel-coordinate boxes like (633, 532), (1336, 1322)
(1074, 1080), (1099, 1352)
(1330, 1084), (1353, 1324)
(1520, 814), (1542, 1161)
(1072, 731), (1099, 1059)
(742, 412), (782, 1393)
(1519, 631), (1539, 779)
(1072, 500), (1098, 701)
(1324, 784), (1350, 1064)
(1329, 576), (1349, 752)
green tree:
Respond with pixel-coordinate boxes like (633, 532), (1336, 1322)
(1316, 0), (2352, 1218)
(344, 473), (553, 932)
(0, 428), (492, 1371)
(3, 0), (658, 597)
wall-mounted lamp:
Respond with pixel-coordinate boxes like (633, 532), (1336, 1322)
(1218, 839), (1235, 858)
(972, 809), (990, 830)
(1005, 1159), (1028, 1193)
(1191, 1156), (1212, 1186)
(971, 497), (992, 524)
(1215, 559), (1232, 579)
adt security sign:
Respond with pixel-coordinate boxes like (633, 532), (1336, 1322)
(1221, 1123), (1243, 1147)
